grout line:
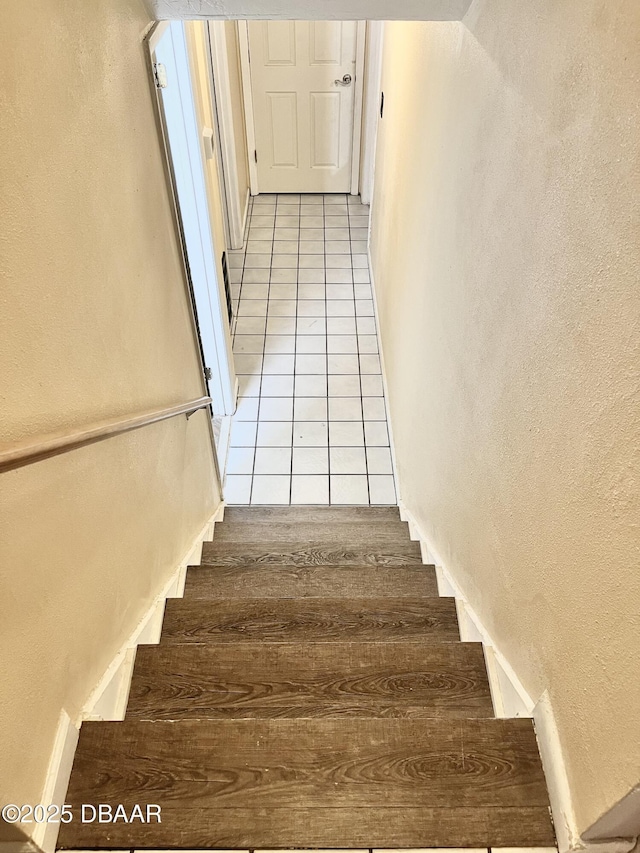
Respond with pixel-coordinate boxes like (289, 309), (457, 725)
(350, 195), (370, 505)
(290, 195), (301, 505)
(233, 206), (249, 342)
(248, 198), (269, 506)
(244, 199), (256, 505)
(324, 193), (331, 505)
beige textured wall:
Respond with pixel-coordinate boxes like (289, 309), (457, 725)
(224, 21), (251, 214)
(0, 0), (220, 825)
(370, 2), (640, 837)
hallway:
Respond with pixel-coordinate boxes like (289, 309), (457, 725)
(224, 193), (397, 505)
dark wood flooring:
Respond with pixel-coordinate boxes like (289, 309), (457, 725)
(184, 563), (440, 597)
(160, 596), (460, 644)
(127, 641), (494, 719)
(58, 506), (555, 850)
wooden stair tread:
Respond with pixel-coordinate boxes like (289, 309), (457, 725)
(57, 718), (555, 849)
(223, 505), (402, 523)
(200, 540), (422, 567)
(127, 641), (494, 719)
(58, 806), (556, 849)
(211, 520), (411, 545)
(161, 597), (460, 644)
(184, 563), (438, 598)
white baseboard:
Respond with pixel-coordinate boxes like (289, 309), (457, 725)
(398, 499), (639, 853)
(399, 501), (535, 718)
(397, 500), (564, 852)
(27, 710), (79, 853)
(0, 715), (79, 853)
(82, 507), (222, 721)
(530, 705), (634, 853)
(241, 186), (250, 239)
(532, 690), (580, 853)
(22, 506), (225, 853)
(212, 501), (225, 524)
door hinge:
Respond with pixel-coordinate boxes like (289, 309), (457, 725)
(254, 149), (258, 163)
(154, 62), (168, 89)
(204, 366), (212, 380)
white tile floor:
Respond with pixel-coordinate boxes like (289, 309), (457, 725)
(224, 193), (396, 506)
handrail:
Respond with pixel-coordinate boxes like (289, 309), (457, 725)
(0, 396), (212, 474)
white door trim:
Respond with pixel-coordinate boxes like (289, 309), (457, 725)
(148, 20), (170, 52)
(350, 20), (367, 195)
(207, 21), (246, 248)
(143, 21), (224, 489)
(360, 21), (384, 205)
(149, 22), (236, 417)
(238, 19), (365, 196)
(237, 20), (259, 195)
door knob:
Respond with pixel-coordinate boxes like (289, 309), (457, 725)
(334, 74), (352, 86)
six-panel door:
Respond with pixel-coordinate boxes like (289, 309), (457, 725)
(248, 21), (357, 193)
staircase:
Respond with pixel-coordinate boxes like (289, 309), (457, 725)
(58, 506), (555, 850)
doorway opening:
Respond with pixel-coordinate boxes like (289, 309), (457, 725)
(148, 21), (238, 473)
(148, 18), (394, 505)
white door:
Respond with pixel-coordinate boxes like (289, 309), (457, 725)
(248, 21), (357, 193)
(151, 22), (236, 417)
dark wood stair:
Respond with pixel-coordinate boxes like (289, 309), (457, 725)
(199, 540), (423, 568)
(160, 596), (459, 644)
(184, 563), (440, 597)
(58, 506), (555, 850)
(127, 641), (494, 719)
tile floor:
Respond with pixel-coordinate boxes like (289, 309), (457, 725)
(224, 192), (396, 506)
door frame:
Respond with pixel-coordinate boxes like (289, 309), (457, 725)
(237, 19), (366, 196)
(359, 21), (385, 205)
(147, 21), (237, 420)
(237, 21), (259, 195)
(207, 21), (250, 249)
